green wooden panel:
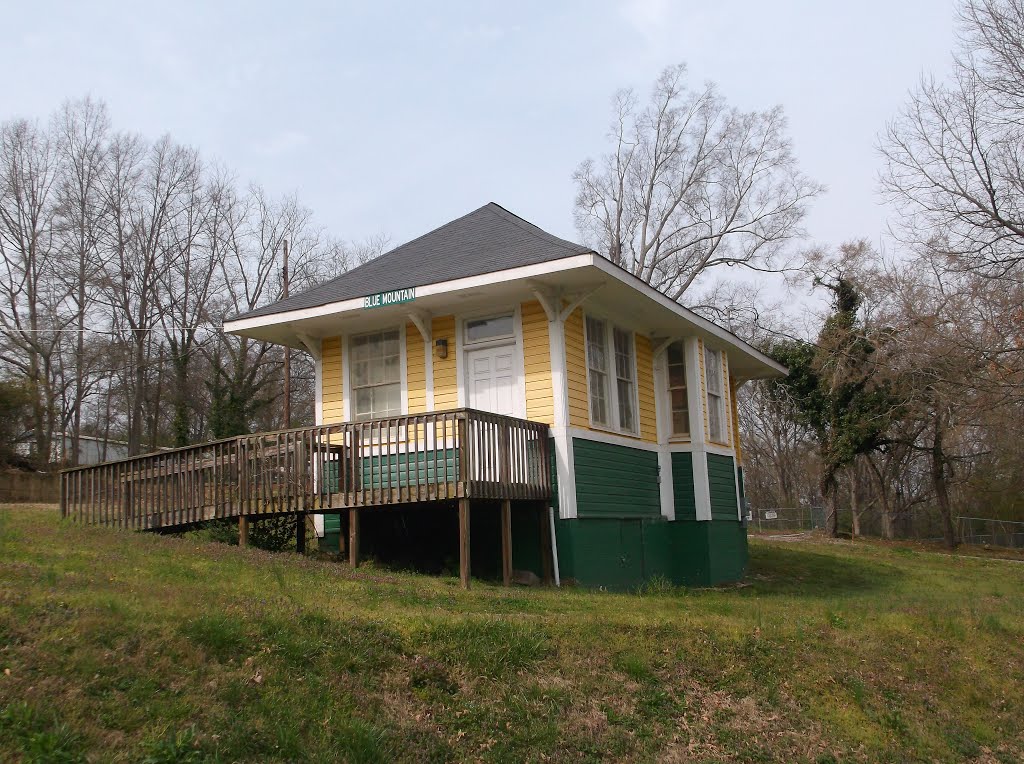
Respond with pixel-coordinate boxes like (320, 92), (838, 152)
(707, 453), (738, 521)
(554, 515), (749, 589)
(671, 452), (696, 521)
(361, 448), (459, 490)
(323, 449), (461, 493)
(572, 438), (661, 518)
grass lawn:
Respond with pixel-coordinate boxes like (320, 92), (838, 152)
(1, 505), (1022, 763)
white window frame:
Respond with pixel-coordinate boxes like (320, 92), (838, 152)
(704, 346), (727, 444)
(583, 313), (640, 436)
(462, 313), (516, 347)
(665, 339), (691, 440)
(347, 325), (407, 422)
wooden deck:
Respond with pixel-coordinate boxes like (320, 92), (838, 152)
(61, 409), (553, 588)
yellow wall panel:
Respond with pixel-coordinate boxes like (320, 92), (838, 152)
(730, 376), (743, 466)
(521, 300), (554, 425)
(321, 336), (344, 423)
(564, 307), (590, 428)
(405, 323), (427, 414)
(635, 335), (657, 443)
(432, 315), (458, 410)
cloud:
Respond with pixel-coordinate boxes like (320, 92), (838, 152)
(619, 0), (674, 45)
(250, 130), (310, 157)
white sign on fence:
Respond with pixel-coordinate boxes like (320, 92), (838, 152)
(763, 510), (778, 520)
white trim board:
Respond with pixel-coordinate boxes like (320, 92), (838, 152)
(565, 426), (660, 452)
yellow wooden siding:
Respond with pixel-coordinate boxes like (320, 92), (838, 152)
(730, 377), (743, 465)
(635, 335), (657, 443)
(321, 336), (344, 423)
(405, 323), (428, 414)
(564, 307), (590, 428)
(432, 315), (458, 410)
(521, 300), (554, 425)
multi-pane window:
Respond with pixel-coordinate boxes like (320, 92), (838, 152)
(704, 347), (725, 442)
(585, 315), (637, 434)
(613, 328), (636, 433)
(351, 329), (401, 420)
(666, 341), (689, 437)
(585, 316), (609, 426)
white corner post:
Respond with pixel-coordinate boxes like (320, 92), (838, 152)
(307, 335), (325, 538)
(533, 287), (577, 519)
(651, 336), (677, 521)
(685, 337), (712, 522)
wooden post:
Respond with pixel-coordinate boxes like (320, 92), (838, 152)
(239, 515), (249, 548)
(296, 512), (306, 554)
(459, 498), (471, 589)
(539, 503), (553, 585)
(348, 508), (359, 567)
(501, 499), (512, 586)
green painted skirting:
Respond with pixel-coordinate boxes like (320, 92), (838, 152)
(554, 516), (748, 590)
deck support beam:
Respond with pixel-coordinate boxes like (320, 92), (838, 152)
(501, 499), (512, 586)
(238, 515), (249, 548)
(295, 512), (306, 554)
(459, 498), (471, 589)
(348, 508), (359, 567)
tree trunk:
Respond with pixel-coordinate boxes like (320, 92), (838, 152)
(128, 328), (147, 455)
(849, 462), (861, 538)
(820, 470), (839, 538)
(931, 420), (958, 550)
(867, 456), (895, 540)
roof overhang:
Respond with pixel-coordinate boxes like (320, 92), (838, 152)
(222, 253), (787, 381)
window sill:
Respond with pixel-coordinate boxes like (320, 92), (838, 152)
(587, 422), (642, 440)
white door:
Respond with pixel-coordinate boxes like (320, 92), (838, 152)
(466, 344), (517, 416)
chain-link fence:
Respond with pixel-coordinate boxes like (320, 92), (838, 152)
(747, 506), (1024, 550)
(957, 517), (1024, 549)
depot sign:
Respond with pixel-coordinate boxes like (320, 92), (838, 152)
(362, 287), (416, 310)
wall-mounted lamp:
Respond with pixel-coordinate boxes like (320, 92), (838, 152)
(434, 338), (448, 360)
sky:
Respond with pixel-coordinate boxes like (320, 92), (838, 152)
(2, 0), (958, 305)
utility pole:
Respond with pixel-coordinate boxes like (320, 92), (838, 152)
(282, 238), (290, 429)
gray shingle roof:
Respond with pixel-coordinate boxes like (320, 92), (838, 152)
(230, 203), (593, 322)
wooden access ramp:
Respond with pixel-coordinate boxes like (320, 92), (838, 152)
(60, 409), (553, 587)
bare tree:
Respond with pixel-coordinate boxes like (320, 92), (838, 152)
(882, 0), (1024, 277)
(52, 97), (110, 464)
(98, 133), (201, 454)
(574, 63), (823, 301)
(0, 117), (64, 464)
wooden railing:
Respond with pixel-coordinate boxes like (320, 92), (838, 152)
(60, 409), (552, 530)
